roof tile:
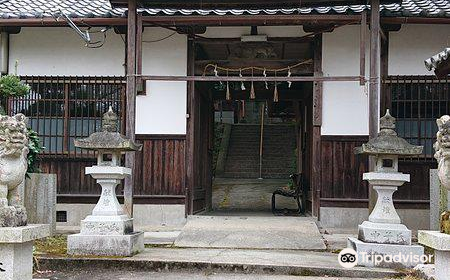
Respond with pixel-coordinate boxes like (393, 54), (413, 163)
(0, 0), (448, 19)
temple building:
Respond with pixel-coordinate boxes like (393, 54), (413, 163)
(0, 0), (449, 231)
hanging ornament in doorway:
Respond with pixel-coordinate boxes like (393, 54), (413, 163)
(250, 68), (256, 99)
(287, 66), (292, 88)
(214, 65), (222, 85)
(226, 70), (231, 101)
(273, 71), (279, 102)
(239, 69), (246, 91)
(263, 68), (268, 90)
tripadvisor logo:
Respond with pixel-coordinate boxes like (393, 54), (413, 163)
(337, 248), (433, 268)
(338, 248), (358, 268)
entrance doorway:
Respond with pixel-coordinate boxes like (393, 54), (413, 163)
(187, 35), (315, 215)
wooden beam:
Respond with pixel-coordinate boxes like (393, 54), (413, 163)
(312, 34), (323, 218)
(2, 15), (450, 28)
(124, 0), (137, 218)
(142, 14), (362, 26)
(369, 0), (381, 213)
(138, 75), (363, 82)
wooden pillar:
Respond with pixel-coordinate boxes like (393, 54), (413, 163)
(312, 34), (323, 217)
(368, 0), (381, 212)
(186, 37), (196, 215)
(380, 31), (389, 113)
(124, 0), (137, 217)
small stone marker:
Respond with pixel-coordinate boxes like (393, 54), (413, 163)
(0, 113), (50, 280)
(348, 110), (424, 268)
(67, 108), (144, 257)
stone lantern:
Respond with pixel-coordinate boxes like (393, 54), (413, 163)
(348, 110), (424, 268)
(67, 107), (144, 257)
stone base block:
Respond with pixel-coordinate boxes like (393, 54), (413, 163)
(67, 231), (144, 257)
(0, 241), (33, 280)
(0, 225), (50, 280)
(414, 264), (435, 280)
(80, 215), (133, 235)
(0, 224), (50, 243)
(418, 231), (450, 280)
(348, 237), (424, 269)
(0, 206), (27, 227)
(358, 221), (411, 245)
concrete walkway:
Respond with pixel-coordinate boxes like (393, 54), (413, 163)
(37, 247), (401, 279)
(174, 215), (326, 250)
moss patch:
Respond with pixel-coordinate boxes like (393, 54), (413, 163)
(34, 235), (68, 256)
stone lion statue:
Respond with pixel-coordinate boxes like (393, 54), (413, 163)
(434, 115), (450, 233)
(434, 115), (450, 191)
(0, 113), (29, 227)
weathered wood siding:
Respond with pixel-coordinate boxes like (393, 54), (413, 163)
(320, 136), (369, 205)
(320, 135), (432, 209)
(134, 136), (186, 197)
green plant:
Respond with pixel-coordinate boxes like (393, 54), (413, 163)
(0, 74), (30, 98)
(26, 128), (44, 175)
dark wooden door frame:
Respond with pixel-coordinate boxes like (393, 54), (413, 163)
(311, 34), (323, 218)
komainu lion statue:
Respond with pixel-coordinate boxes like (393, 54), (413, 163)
(0, 113), (29, 227)
(434, 115), (450, 233)
(434, 115), (450, 191)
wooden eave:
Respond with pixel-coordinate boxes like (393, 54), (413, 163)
(111, 0), (400, 9)
(2, 14), (450, 28)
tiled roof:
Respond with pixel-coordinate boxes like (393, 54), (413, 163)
(0, 0), (449, 19)
(425, 48), (450, 71)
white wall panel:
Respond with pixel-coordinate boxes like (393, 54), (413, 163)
(322, 25), (369, 135)
(9, 27), (124, 76)
(389, 24), (450, 75)
(136, 28), (187, 134)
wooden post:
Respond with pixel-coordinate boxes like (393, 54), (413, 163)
(360, 10), (366, 86)
(369, 0), (381, 212)
(380, 31), (389, 113)
(185, 37), (196, 214)
(124, 0), (137, 217)
(312, 34), (322, 217)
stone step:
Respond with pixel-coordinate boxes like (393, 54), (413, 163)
(36, 247), (402, 278)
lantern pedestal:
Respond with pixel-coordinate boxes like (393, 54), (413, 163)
(67, 166), (144, 257)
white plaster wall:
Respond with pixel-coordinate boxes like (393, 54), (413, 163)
(322, 25), (369, 135)
(389, 24), (450, 75)
(136, 28), (187, 134)
(9, 27), (124, 76)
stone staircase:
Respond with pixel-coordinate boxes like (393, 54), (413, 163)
(222, 124), (296, 179)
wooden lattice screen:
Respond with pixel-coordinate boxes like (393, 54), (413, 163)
(386, 75), (450, 162)
(6, 76), (126, 158)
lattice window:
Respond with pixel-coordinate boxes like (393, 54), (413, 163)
(387, 75), (450, 162)
(6, 76), (126, 157)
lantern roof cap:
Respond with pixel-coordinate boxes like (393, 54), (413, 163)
(74, 107), (142, 152)
(354, 110), (423, 156)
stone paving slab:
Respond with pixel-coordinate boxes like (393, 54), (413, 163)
(36, 247), (401, 279)
(34, 269), (395, 280)
(174, 215), (326, 250)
